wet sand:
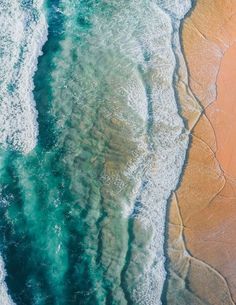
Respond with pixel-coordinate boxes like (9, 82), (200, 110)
(166, 1), (236, 304)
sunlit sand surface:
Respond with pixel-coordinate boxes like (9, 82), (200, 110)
(166, 1), (236, 304)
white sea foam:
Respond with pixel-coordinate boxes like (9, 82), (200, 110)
(0, 256), (15, 305)
(123, 1), (192, 304)
(157, 0), (192, 19)
(0, 0), (48, 153)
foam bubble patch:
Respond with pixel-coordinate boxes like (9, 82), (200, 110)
(0, 0), (48, 153)
(0, 256), (15, 305)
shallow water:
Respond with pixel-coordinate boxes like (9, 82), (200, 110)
(0, 1), (191, 304)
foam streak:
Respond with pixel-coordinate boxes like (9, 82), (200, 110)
(0, 0), (48, 153)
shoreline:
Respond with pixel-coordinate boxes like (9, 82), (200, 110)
(161, 1), (200, 303)
(165, 0), (236, 304)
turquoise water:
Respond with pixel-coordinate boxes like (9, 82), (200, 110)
(0, 0), (191, 304)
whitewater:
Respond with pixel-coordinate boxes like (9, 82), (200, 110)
(0, 0), (192, 304)
(0, 0), (47, 153)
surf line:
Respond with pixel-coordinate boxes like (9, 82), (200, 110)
(0, 0), (48, 153)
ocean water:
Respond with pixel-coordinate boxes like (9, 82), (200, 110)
(0, 0), (191, 304)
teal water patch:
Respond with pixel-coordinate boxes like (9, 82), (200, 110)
(1, 1), (147, 304)
(0, 0), (191, 304)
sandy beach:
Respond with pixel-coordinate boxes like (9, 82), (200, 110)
(166, 1), (236, 304)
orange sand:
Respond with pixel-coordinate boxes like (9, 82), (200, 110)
(166, 1), (236, 304)
(207, 43), (236, 177)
